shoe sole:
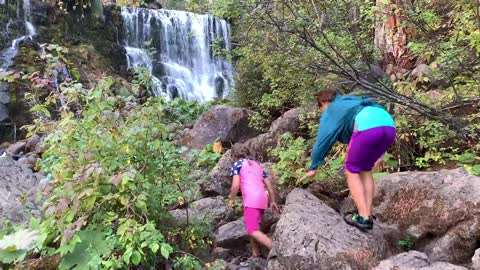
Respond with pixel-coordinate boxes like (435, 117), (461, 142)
(343, 216), (373, 232)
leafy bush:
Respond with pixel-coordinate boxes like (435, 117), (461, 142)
(2, 79), (214, 269)
(270, 133), (309, 186)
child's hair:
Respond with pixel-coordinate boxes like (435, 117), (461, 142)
(316, 89), (337, 107)
(231, 143), (250, 160)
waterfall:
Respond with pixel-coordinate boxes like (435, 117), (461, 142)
(121, 7), (234, 102)
(0, 0), (37, 71)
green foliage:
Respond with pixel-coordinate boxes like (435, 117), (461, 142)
(190, 144), (222, 171)
(210, 0), (242, 20)
(132, 66), (157, 95)
(160, 98), (209, 126)
(3, 78), (215, 269)
(413, 120), (456, 168)
(173, 255), (202, 270)
(398, 237), (415, 251)
(271, 133), (309, 186)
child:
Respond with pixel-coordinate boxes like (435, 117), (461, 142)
(228, 144), (278, 257)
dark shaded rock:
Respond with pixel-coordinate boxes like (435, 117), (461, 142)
(0, 156), (41, 227)
(212, 247), (234, 261)
(374, 251), (468, 270)
(267, 188), (387, 270)
(260, 208), (279, 233)
(179, 105), (260, 150)
(0, 103), (9, 123)
(6, 141), (26, 155)
(147, 1), (162, 9)
(215, 218), (249, 250)
(229, 257), (267, 270)
(201, 150), (233, 196)
(169, 196), (234, 227)
(374, 169), (480, 264)
(111, 44), (128, 76)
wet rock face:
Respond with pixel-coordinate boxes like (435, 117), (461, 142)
(267, 188), (388, 270)
(374, 169), (480, 264)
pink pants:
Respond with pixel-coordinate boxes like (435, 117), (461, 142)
(244, 207), (264, 235)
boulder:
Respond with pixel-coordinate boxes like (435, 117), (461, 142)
(169, 196), (234, 227)
(0, 156), (41, 227)
(373, 251), (467, 270)
(239, 108), (302, 162)
(179, 105), (260, 150)
(374, 169), (480, 264)
(25, 134), (41, 152)
(17, 156), (37, 170)
(373, 251), (429, 269)
(268, 107), (301, 139)
(201, 150), (234, 197)
(267, 188), (388, 270)
(473, 249), (480, 270)
(215, 218), (249, 249)
(6, 141), (26, 155)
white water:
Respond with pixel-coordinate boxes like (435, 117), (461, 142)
(0, 0), (37, 71)
(121, 7), (234, 102)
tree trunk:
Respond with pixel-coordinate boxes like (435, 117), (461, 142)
(374, 0), (414, 72)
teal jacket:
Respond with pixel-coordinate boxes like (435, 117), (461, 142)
(309, 95), (382, 170)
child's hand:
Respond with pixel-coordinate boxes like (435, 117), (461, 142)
(270, 202), (279, 213)
(227, 199), (235, 208)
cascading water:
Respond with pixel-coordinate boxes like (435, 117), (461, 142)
(0, 0), (37, 71)
(121, 8), (234, 102)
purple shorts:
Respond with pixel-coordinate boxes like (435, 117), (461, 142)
(345, 126), (396, 173)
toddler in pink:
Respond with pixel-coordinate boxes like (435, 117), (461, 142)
(228, 144), (278, 257)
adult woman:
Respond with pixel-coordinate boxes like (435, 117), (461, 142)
(304, 90), (395, 230)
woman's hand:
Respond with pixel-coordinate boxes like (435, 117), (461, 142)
(305, 170), (316, 177)
(296, 170), (316, 185)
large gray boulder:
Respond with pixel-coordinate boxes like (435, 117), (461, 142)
(0, 156), (41, 227)
(200, 150), (234, 197)
(267, 188), (388, 270)
(473, 249), (480, 270)
(215, 217), (249, 249)
(374, 169), (480, 264)
(373, 251), (467, 270)
(268, 107), (301, 139)
(240, 108), (301, 162)
(179, 105), (260, 149)
(169, 196), (234, 227)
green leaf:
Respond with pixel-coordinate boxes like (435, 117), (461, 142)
(31, 104), (51, 118)
(150, 243), (160, 253)
(131, 250), (141, 265)
(59, 230), (110, 270)
(160, 243), (172, 259)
